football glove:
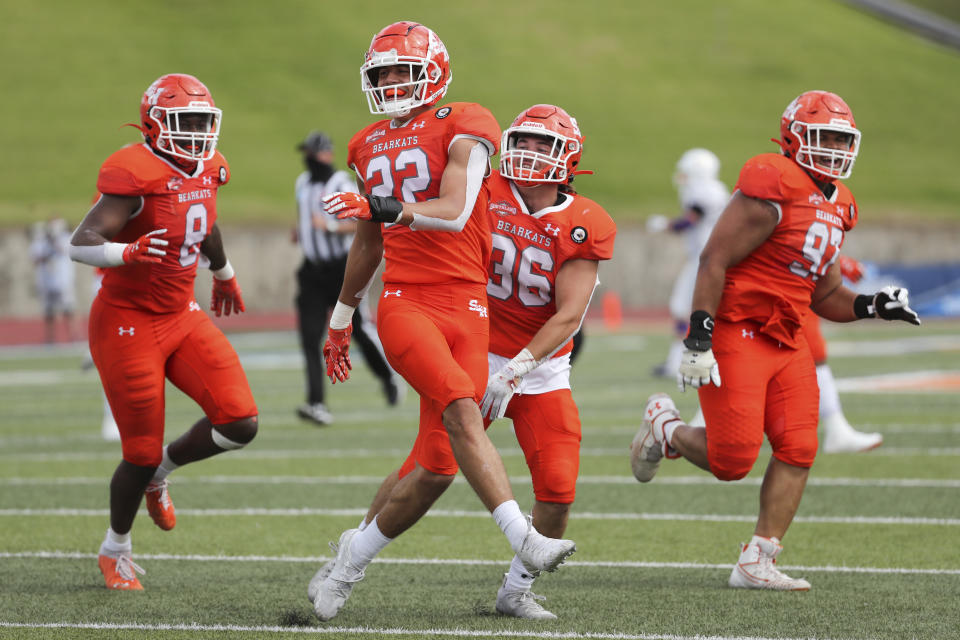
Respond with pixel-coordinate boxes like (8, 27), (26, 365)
(678, 347), (721, 391)
(872, 286), (921, 325)
(322, 192), (403, 224)
(121, 229), (169, 264)
(480, 348), (538, 420)
(323, 325), (353, 383)
(211, 276), (245, 317)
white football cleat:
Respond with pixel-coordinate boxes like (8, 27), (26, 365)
(495, 573), (557, 620)
(630, 393), (680, 482)
(517, 519), (576, 576)
(313, 529), (365, 621)
(297, 403), (333, 426)
(307, 558), (336, 604)
(821, 413), (882, 453)
(728, 535), (811, 591)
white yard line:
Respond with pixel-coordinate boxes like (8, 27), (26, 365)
(1, 474), (958, 488)
(1, 507), (956, 526)
(3, 550), (959, 576)
(0, 620), (855, 640)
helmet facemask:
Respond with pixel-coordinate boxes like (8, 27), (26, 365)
(362, 55), (445, 117)
(790, 119), (860, 180)
(149, 102), (222, 162)
(500, 128), (579, 187)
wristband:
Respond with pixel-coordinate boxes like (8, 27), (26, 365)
(683, 310), (714, 351)
(329, 301), (356, 330)
(506, 348), (538, 378)
(212, 260), (235, 281)
(853, 294), (875, 319)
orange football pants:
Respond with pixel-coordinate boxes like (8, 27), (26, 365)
(801, 308), (827, 364)
(501, 389), (582, 504)
(378, 282), (489, 476)
(89, 296), (257, 467)
(697, 319), (819, 481)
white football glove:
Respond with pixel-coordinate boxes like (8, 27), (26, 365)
(677, 347), (721, 391)
(873, 286), (921, 326)
(480, 348), (538, 420)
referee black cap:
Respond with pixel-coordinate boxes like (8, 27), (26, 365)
(298, 131), (334, 154)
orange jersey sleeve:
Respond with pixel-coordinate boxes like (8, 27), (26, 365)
(486, 172), (616, 357)
(718, 153), (858, 347)
(347, 103), (499, 286)
(96, 144), (231, 313)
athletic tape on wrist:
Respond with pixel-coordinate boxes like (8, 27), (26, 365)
(212, 260), (235, 281)
(330, 301), (356, 330)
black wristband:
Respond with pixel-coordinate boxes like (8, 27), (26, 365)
(683, 310), (714, 351)
(367, 195), (403, 223)
(853, 294), (875, 319)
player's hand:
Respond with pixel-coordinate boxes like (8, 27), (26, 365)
(480, 367), (520, 420)
(322, 192), (403, 223)
(121, 229), (168, 264)
(838, 255), (866, 283)
(873, 286), (921, 326)
(323, 325), (353, 383)
(677, 347), (721, 391)
(211, 276), (245, 317)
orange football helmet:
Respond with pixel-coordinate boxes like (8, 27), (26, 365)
(360, 21), (452, 117)
(778, 90), (860, 181)
(500, 104), (585, 187)
(139, 73), (222, 162)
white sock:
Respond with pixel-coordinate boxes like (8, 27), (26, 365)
(504, 554), (536, 592)
(654, 412), (682, 447)
(816, 364), (842, 419)
(492, 500), (529, 554)
(349, 516), (392, 570)
(100, 527), (131, 555)
(151, 446), (179, 483)
(357, 517), (369, 531)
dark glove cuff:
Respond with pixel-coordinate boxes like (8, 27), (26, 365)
(683, 310), (714, 351)
(367, 195), (403, 223)
(854, 294), (875, 319)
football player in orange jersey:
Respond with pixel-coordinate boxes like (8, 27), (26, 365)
(69, 73), (258, 591)
(630, 90), (920, 591)
(307, 23), (575, 621)
(479, 105), (615, 619)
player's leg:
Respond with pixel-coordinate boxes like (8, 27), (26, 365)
(496, 390), (580, 620)
(296, 261), (333, 424)
(89, 299), (166, 589)
(729, 345), (816, 591)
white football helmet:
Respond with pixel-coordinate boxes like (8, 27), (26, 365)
(672, 148), (720, 190)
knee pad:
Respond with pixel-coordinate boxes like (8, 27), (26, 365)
(212, 417), (258, 450)
(770, 431), (818, 469)
(708, 449), (756, 482)
(531, 459), (578, 504)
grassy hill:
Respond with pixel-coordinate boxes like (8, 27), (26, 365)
(2, 0), (958, 228)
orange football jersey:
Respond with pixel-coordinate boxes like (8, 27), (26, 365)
(95, 144), (230, 313)
(485, 171), (616, 357)
(347, 102), (499, 285)
(717, 153), (858, 347)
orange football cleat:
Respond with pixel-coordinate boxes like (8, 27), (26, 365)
(145, 480), (176, 531)
(99, 552), (145, 590)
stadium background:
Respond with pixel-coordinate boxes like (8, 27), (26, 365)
(1, 0), (958, 327)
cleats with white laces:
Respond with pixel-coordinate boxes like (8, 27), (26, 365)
(728, 535), (811, 591)
(98, 551), (145, 590)
(495, 573), (557, 620)
(821, 414), (883, 453)
(630, 393), (681, 482)
(144, 480), (176, 531)
(307, 558), (336, 604)
(516, 518), (576, 576)
(313, 528), (365, 621)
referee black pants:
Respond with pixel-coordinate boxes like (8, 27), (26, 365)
(295, 259), (393, 405)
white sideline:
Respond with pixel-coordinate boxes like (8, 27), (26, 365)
(0, 621), (852, 640)
(1, 507), (958, 526)
(3, 550), (959, 575)
(2, 474), (959, 488)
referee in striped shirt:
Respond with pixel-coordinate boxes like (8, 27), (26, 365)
(294, 131), (400, 425)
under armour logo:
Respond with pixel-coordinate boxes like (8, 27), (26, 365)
(202, 176), (213, 185)
(544, 223), (561, 237)
(188, 301), (201, 312)
(742, 329), (754, 339)
(383, 289), (402, 298)
(118, 327), (135, 336)
(468, 299), (488, 318)
(411, 121), (425, 130)
(647, 401), (661, 418)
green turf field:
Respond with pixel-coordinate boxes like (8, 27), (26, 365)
(1, 321), (958, 639)
(2, 0), (959, 228)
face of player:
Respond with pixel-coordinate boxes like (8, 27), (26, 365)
(171, 113), (215, 156)
(376, 64), (414, 100)
(514, 134), (556, 173)
(810, 129), (855, 173)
